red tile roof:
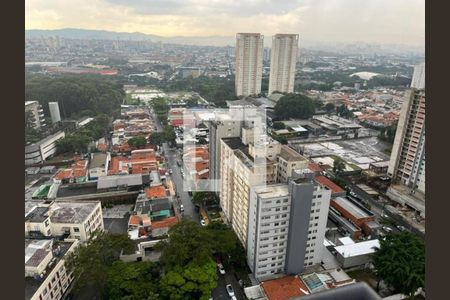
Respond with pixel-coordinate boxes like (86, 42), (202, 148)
(315, 175), (345, 194)
(128, 215), (141, 226)
(54, 169), (73, 180)
(145, 186), (167, 199)
(308, 163), (323, 173)
(151, 216), (179, 229)
(261, 276), (309, 300)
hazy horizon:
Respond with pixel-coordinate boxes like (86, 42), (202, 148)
(26, 0), (425, 47)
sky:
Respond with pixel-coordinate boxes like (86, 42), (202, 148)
(25, 0), (425, 46)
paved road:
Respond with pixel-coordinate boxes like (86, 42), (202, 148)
(151, 108), (200, 222)
(212, 268), (245, 300)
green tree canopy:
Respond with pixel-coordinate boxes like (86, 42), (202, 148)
(372, 232), (425, 297)
(192, 192), (219, 207)
(149, 132), (165, 146)
(25, 75), (124, 118)
(337, 104), (354, 119)
(65, 231), (135, 296)
(333, 157), (346, 174)
(274, 93), (316, 120)
(106, 261), (160, 300)
(128, 136), (147, 148)
(156, 220), (214, 268)
(324, 103), (336, 113)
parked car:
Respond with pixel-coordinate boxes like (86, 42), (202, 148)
(382, 226), (393, 233)
(180, 204), (184, 212)
(226, 284), (235, 297)
(217, 263), (226, 275)
(169, 168), (173, 174)
(396, 225), (407, 232)
(200, 219), (206, 226)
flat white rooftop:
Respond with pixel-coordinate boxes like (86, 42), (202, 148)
(334, 239), (380, 258)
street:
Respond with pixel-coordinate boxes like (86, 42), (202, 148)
(151, 108), (200, 222)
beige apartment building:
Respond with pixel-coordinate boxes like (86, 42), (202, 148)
(235, 33), (264, 97)
(268, 34), (299, 95)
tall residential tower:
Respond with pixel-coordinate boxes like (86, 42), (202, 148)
(268, 34), (299, 95)
(235, 33), (264, 97)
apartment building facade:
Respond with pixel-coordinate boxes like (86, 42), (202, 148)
(25, 101), (46, 129)
(25, 201), (104, 242)
(247, 170), (332, 281)
(235, 33), (264, 97)
(268, 34), (299, 95)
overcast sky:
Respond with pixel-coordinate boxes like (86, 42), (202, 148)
(26, 0), (425, 46)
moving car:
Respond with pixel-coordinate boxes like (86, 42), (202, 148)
(217, 263), (226, 275)
(226, 284), (235, 297)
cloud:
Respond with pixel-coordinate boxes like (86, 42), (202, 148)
(25, 0), (425, 46)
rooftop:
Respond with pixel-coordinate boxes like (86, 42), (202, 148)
(89, 152), (108, 169)
(261, 275), (310, 300)
(279, 145), (308, 162)
(145, 185), (167, 199)
(334, 239), (380, 258)
(25, 206), (50, 223)
(49, 201), (99, 224)
(314, 176), (345, 195)
(151, 216), (179, 229)
(253, 184), (289, 199)
(332, 197), (373, 220)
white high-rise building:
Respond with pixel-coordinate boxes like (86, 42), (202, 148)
(49, 102), (61, 123)
(235, 33), (264, 97)
(411, 63), (425, 89)
(268, 34), (299, 95)
(387, 63), (425, 215)
(247, 170), (331, 281)
(25, 101), (45, 129)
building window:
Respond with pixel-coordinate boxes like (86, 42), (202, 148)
(73, 227), (80, 233)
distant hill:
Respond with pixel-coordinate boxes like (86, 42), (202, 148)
(25, 28), (236, 47)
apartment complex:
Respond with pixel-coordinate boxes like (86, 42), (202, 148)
(25, 101), (46, 129)
(25, 131), (66, 166)
(247, 170), (331, 281)
(277, 145), (309, 183)
(268, 34), (299, 95)
(235, 33), (264, 97)
(25, 201), (104, 242)
(25, 238), (79, 300)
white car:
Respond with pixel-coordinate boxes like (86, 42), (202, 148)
(226, 284), (235, 297)
(180, 204), (184, 212)
(217, 263), (226, 275)
(383, 226), (393, 233)
(200, 219), (206, 226)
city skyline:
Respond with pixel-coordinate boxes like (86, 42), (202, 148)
(26, 0), (425, 47)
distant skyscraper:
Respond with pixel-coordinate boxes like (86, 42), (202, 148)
(387, 63), (425, 215)
(263, 47), (271, 63)
(235, 33), (264, 97)
(411, 62), (425, 89)
(268, 34), (299, 95)
(48, 102), (61, 123)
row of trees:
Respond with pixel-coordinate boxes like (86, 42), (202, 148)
(378, 123), (398, 144)
(55, 114), (110, 154)
(274, 93), (317, 120)
(25, 75), (125, 119)
(67, 220), (246, 299)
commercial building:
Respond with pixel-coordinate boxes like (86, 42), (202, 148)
(25, 131), (66, 165)
(387, 63), (425, 215)
(334, 239), (380, 269)
(25, 238), (79, 300)
(268, 34), (299, 95)
(25, 201), (104, 242)
(25, 101), (45, 129)
(48, 102), (61, 123)
(247, 170), (332, 281)
(235, 33), (264, 97)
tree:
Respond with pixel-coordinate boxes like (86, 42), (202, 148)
(156, 220), (214, 268)
(274, 93), (316, 120)
(65, 231), (135, 297)
(192, 192), (219, 207)
(272, 122), (286, 130)
(333, 157), (346, 174)
(372, 232), (425, 297)
(337, 104), (354, 118)
(206, 222), (238, 259)
(163, 126), (177, 144)
(128, 136), (147, 148)
(324, 103), (335, 113)
(160, 261), (217, 300)
(149, 132), (165, 146)
(106, 261), (160, 300)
